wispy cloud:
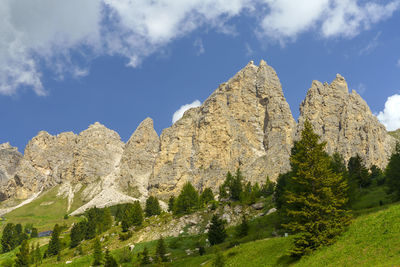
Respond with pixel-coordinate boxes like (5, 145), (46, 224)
(1, 0), (399, 95)
(359, 31), (381, 55)
(245, 43), (254, 57)
(194, 38), (205, 55)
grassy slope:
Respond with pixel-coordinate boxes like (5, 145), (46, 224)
(389, 129), (400, 141)
(1, 186), (80, 232)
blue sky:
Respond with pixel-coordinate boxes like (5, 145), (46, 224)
(0, 0), (400, 151)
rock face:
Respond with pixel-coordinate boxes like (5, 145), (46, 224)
(0, 143), (22, 188)
(149, 60), (296, 199)
(298, 74), (396, 168)
(119, 118), (160, 198)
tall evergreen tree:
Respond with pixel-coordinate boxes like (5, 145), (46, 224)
(208, 214), (227, 245)
(70, 221), (86, 248)
(348, 154), (370, 188)
(155, 236), (168, 262)
(47, 224), (61, 256)
(230, 169), (244, 201)
(14, 240), (30, 267)
(282, 120), (351, 257)
(175, 182), (199, 214)
(104, 249), (118, 267)
(1, 223), (17, 253)
(100, 208), (113, 233)
(219, 172), (234, 200)
(92, 237), (103, 266)
(386, 142), (400, 198)
(145, 196), (162, 217)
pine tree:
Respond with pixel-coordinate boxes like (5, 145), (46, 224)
(15, 240), (30, 267)
(92, 237), (103, 266)
(47, 224), (61, 256)
(386, 142), (400, 198)
(1, 223), (17, 253)
(70, 221), (86, 248)
(282, 120), (351, 257)
(140, 247), (150, 265)
(230, 169), (244, 201)
(348, 154), (370, 188)
(145, 196), (162, 217)
(100, 208), (113, 232)
(104, 249), (118, 267)
(34, 243), (42, 266)
(208, 214), (227, 245)
(200, 188), (215, 206)
(168, 196), (175, 212)
(175, 182), (199, 214)
(131, 200), (144, 226)
(219, 172), (234, 200)
(30, 228), (38, 238)
(235, 215), (249, 238)
(155, 236), (168, 262)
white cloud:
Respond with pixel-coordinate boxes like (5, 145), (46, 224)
(245, 43), (254, 56)
(0, 0), (399, 95)
(377, 94), (400, 131)
(359, 31), (381, 55)
(194, 38), (205, 55)
(397, 58), (400, 67)
(172, 100), (202, 124)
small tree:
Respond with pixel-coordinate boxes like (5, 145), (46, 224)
(175, 182), (199, 214)
(200, 188), (215, 206)
(30, 228), (38, 238)
(145, 196), (162, 217)
(212, 250), (225, 267)
(104, 249), (118, 267)
(208, 215), (227, 245)
(34, 243), (42, 266)
(131, 201), (144, 226)
(1, 223), (17, 253)
(140, 247), (151, 265)
(70, 221), (86, 248)
(168, 196), (175, 212)
(47, 224), (61, 257)
(230, 169), (244, 201)
(155, 236), (168, 262)
(92, 237), (103, 266)
(235, 215), (249, 238)
(386, 142), (400, 199)
(15, 240), (30, 267)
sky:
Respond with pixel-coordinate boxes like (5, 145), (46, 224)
(0, 0), (400, 152)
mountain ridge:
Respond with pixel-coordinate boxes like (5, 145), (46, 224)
(0, 60), (396, 215)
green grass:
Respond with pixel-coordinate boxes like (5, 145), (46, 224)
(294, 203), (400, 267)
(351, 185), (392, 211)
(389, 129), (400, 141)
(1, 186), (80, 232)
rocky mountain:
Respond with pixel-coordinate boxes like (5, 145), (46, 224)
(297, 74), (396, 168)
(0, 60), (396, 214)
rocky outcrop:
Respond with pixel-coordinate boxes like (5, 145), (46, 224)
(297, 74), (396, 168)
(149, 60), (296, 199)
(119, 118), (160, 198)
(65, 122), (124, 184)
(0, 143), (22, 191)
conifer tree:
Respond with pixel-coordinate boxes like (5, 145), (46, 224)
(47, 224), (61, 256)
(34, 243), (42, 266)
(131, 200), (144, 226)
(30, 228), (38, 238)
(175, 182), (199, 214)
(219, 172), (234, 199)
(386, 142), (400, 198)
(100, 208), (113, 232)
(235, 215), (249, 238)
(230, 169), (244, 201)
(92, 237), (103, 266)
(1, 223), (17, 253)
(15, 240), (30, 267)
(212, 250), (225, 267)
(200, 188), (215, 206)
(70, 221), (86, 248)
(140, 247), (150, 265)
(282, 120), (350, 257)
(145, 196), (162, 217)
(104, 249), (118, 267)
(208, 214), (227, 245)
(348, 154), (370, 188)
(168, 196), (175, 212)
(155, 236), (168, 262)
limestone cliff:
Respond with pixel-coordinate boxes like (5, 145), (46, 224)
(149, 60), (296, 199)
(0, 143), (22, 192)
(297, 74), (396, 168)
(119, 118), (160, 198)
